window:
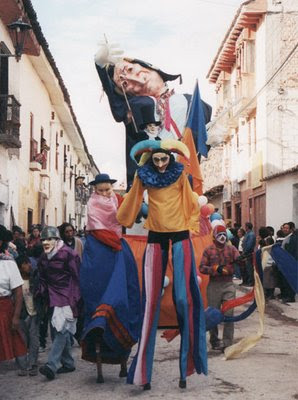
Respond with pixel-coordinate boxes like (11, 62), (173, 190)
(30, 113), (33, 139)
(235, 32), (255, 75)
(248, 112), (256, 156)
(0, 44), (9, 95)
(69, 155), (73, 190)
(29, 113), (37, 161)
(27, 209), (33, 234)
(55, 133), (59, 170)
(235, 30), (256, 102)
(39, 127), (47, 169)
(236, 127), (239, 152)
(63, 145), (67, 182)
(40, 208), (45, 227)
(249, 198), (253, 220)
(226, 204), (232, 219)
(0, 202), (5, 225)
(235, 203), (241, 226)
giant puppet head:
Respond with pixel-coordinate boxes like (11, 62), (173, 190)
(95, 41), (211, 188)
(112, 58), (181, 97)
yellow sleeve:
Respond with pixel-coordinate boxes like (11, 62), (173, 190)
(116, 175), (145, 228)
(182, 172), (200, 233)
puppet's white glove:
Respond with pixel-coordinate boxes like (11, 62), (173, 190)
(94, 41), (124, 67)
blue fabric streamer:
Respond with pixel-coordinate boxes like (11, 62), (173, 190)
(205, 251), (263, 327)
(271, 244), (298, 293)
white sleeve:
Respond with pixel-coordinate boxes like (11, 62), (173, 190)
(8, 260), (24, 290)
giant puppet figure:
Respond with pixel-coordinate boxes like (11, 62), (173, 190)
(94, 42), (212, 187)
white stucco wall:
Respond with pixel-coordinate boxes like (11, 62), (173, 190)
(266, 172), (298, 230)
(1, 19), (95, 231)
(0, 149), (19, 227)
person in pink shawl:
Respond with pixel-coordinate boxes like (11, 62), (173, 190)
(79, 173), (141, 383)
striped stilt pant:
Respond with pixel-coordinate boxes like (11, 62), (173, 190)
(127, 231), (207, 385)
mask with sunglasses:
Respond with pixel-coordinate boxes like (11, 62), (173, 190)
(152, 155), (169, 163)
(152, 152), (170, 173)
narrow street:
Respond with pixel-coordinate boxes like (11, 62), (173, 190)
(1, 290), (297, 400)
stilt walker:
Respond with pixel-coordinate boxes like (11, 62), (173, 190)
(117, 139), (207, 390)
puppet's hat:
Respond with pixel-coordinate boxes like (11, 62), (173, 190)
(139, 105), (161, 130)
(128, 58), (182, 84)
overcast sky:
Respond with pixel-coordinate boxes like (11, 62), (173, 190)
(31, 0), (244, 186)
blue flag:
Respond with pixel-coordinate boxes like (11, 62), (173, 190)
(185, 81), (208, 158)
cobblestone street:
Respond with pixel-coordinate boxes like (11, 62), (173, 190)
(1, 291), (297, 400)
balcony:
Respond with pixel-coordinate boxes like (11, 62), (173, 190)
(0, 95), (21, 148)
(232, 73), (256, 118)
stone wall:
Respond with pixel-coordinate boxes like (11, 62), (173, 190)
(265, 0), (298, 176)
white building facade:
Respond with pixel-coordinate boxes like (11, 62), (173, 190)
(0, 0), (98, 232)
(203, 0), (298, 233)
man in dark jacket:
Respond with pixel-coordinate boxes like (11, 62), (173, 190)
(242, 222), (256, 286)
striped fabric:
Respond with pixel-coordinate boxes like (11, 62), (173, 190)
(128, 239), (207, 385)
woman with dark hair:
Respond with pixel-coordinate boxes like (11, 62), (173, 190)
(117, 139), (207, 390)
(27, 225), (42, 256)
(0, 225), (27, 372)
(59, 223), (83, 260)
(258, 226), (270, 249)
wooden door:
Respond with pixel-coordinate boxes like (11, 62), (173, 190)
(253, 194), (266, 235)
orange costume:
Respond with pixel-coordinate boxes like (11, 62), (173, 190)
(117, 171), (199, 233)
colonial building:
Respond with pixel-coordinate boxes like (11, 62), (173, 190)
(202, 0), (298, 233)
(0, 0), (98, 232)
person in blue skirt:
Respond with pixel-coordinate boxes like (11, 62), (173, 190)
(79, 173), (141, 382)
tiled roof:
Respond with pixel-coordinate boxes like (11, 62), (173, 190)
(207, 0), (266, 83)
(262, 165), (298, 181)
